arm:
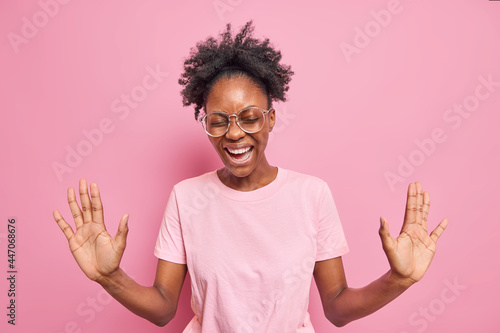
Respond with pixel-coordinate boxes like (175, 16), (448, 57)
(314, 257), (410, 327)
(97, 260), (187, 326)
(314, 182), (448, 327)
(53, 179), (186, 326)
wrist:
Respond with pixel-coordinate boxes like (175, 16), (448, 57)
(96, 268), (124, 289)
(386, 270), (415, 290)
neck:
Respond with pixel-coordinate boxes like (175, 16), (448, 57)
(217, 156), (278, 191)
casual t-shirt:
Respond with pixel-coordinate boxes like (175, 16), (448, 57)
(154, 167), (349, 332)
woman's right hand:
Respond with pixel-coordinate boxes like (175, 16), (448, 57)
(53, 179), (129, 283)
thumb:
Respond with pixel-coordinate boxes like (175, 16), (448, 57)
(114, 214), (129, 253)
(378, 217), (394, 252)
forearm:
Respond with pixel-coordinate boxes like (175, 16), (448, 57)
(96, 268), (175, 326)
(325, 270), (413, 327)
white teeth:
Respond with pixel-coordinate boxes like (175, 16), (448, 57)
(227, 147), (251, 154)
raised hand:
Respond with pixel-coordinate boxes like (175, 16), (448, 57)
(379, 182), (448, 286)
(53, 179), (129, 282)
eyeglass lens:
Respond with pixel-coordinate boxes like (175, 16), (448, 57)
(204, 108), (265, 136)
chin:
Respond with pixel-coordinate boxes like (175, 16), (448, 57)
(223, 163), (255, 178)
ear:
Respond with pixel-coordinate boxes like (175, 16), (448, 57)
(268, 108), (276, 132)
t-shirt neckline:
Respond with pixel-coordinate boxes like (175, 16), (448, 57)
(211, 167), (288, 202)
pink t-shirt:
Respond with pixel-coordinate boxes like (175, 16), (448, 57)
(154, 167), (349, 332)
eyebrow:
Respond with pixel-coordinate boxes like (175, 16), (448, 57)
(209, 105), (260, 113)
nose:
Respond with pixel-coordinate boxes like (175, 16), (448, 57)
(225, 114), (245, 140)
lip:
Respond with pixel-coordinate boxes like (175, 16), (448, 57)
(223, 146), (254, 165)
(223, 144), (254, 150)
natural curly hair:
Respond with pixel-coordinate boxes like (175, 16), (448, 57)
(178, 20), (294, 120)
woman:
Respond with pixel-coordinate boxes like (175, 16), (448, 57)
(53, 21), (448, 332)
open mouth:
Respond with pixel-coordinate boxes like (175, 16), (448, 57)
(225, 146), (254, 164)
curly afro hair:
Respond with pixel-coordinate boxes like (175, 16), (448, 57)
(179, 20), (294, 120)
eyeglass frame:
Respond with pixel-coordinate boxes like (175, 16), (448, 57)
(198, 106), (274, 138)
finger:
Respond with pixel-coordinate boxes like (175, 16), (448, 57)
(430, 218), (449, 243)
(114, 214), (129, 253)
(415, 182), (424, 226)
(422, 191), (430, 232)
(79, 179), (93, 223)
(90, 182), (105, 225)
(67, 187), (84, 229)
(53, 209), (75, 241)
(401, 183), (417, 232)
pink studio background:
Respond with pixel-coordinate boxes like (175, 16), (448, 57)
(1, 0), (499, 332)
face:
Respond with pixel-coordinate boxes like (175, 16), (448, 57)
(204, 75), (275, 179)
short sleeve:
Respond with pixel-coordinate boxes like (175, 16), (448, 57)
(154, 187), (186, 264)
(316, 182), (349, 261)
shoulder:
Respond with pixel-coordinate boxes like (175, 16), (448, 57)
(281, 168), (330, 201)
(174, 170), (217, 192)
(283, 168), (328, 190)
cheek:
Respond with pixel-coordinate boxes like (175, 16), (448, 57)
(208, 137), (221, 151)
(255, 132), (270, 149)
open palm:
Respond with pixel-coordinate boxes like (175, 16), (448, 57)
(53, 179), (129, 282)
(379, 182), (448, 285)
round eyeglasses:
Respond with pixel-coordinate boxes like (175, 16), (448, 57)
(199, 106), (273, 137)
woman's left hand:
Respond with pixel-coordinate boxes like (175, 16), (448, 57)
(379, 182), (449, 286)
